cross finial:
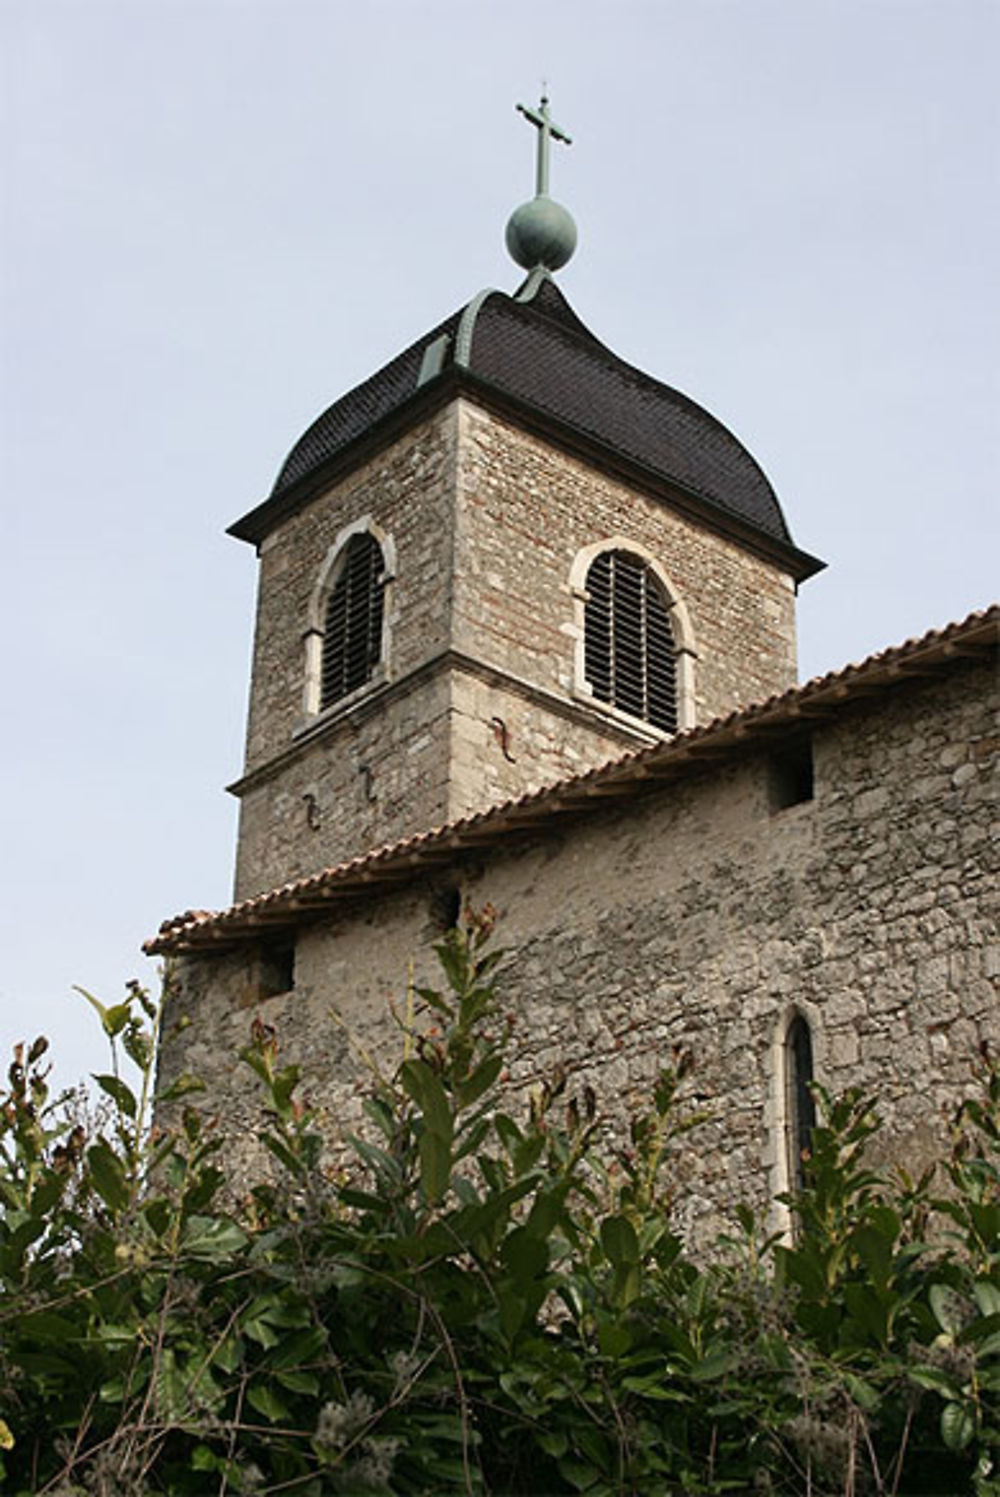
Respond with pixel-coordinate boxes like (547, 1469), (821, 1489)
(515, 93), (572, 197)
(506, 92), (577, 274)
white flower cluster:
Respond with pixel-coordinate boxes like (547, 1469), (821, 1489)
(315, 1388), (375, 1449)
(389, 1348), (421, 1390)
(314, 1390), (400, 1489)
(351, 1436), (401, 1489)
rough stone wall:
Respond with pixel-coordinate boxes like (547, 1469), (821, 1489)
(241, 409), (457, 773)
(160, 657), (998, 1250)
(235, 670), (455, 898)
(446, 666), (641, 824)
(232, 395), (801, 896)
(234, 408), (459, 896)
(453, 401), (798, 724)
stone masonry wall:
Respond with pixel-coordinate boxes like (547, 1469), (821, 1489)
(233, 395), (801, 897)
(234, 670), (455, 898)
(241, 408), (458, 772)
(453, 401), (799, 725)
(160, 656), (998, 1250)
(445, 668), (627, 823)
(233, 407), (459, 897)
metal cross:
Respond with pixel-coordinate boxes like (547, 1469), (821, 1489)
(515, 93), (572, 197)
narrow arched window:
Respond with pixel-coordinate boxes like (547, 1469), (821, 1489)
(584, 549), (677, 731)
(320, 531), (385, 710)
(785, 1015), (816, 1191)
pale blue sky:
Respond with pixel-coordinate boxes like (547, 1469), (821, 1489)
(2, 0), (997, 1089)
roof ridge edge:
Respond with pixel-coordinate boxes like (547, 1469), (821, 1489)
(454, 288), (503, 368)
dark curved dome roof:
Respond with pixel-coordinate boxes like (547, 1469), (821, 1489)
(266, 303), (462, 503)
(459, 280), (790, 543)
(236, 277), (818, 574)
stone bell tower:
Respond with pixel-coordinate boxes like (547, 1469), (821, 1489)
(227, 96), (822, 901)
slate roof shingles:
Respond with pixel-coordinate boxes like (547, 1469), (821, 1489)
(257, 280), (793, 548)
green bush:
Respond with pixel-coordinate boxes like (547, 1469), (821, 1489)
(1, 910), (998, 1494)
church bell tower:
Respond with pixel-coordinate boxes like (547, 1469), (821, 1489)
(227, 97), (822, 901)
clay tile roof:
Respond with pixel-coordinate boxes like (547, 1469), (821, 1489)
(146, 605), (998, 956)
(229, 279), (821, 578)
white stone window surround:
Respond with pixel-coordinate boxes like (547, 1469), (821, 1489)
(765, 1001), (824, 1240)
(566, 536), (697, 734)
(301, 516), (397, 722)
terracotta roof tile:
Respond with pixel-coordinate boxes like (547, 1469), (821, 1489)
(146, 606), (998, 956)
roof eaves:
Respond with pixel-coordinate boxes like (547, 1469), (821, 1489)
(226, 368), (468, 545)
(226, 365), (821, 576)
(145, 605), (998, 956)
(451, 371), (825, 582)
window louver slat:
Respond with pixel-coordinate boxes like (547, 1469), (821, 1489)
(320, 533), (385, 711)
(584, 549), (677, 733)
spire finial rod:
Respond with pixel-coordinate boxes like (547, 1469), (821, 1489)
(506, 91), (577, 275)
(516, 92), (572, 197)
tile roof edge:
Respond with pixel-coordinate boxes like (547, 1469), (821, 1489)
(477, 290), (794, 534)
(227, 366), (823, 577)
(227, 283), (810, 561)
(454, 371), (825, 580)
(145, 604), (999, 955)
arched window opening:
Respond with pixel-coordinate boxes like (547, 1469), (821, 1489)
(785, 1015), (816, 1191)
(320, 532), (385, 711)
(584, 549), (677, 731)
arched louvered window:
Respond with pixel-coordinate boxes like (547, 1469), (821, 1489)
(785, 1015), (816, 1191)
(584, 549), (677, 732)
(320, 531), (386, 710)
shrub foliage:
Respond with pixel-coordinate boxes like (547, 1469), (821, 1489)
(1, 910), (999, 1494)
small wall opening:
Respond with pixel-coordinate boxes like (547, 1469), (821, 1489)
(257, 938), (295, 1000)
(428, 885), (463, 932)
(768, 736), (814, 811)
